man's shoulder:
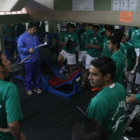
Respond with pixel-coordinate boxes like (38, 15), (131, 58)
(0, 80), (16, 90)
(19, 31), (27, 38)
(114, 82), (125, 89)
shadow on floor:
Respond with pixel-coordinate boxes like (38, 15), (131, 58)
(13, 78), (95, 140)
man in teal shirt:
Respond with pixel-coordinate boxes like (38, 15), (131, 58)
(101, 26), (113, 57)
(87, 57), (126, 140)
(58, 23), (79, 77)
(0, 51), (25, 140)
(108, 35), (125, 85)
(80, 25), (102, 87)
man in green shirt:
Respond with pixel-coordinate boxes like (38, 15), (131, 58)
(120, 35), (136, 93)
(58, 23), (79, 77)
(80, 25), (102, 87)
(101, 26), (113, 57)
(133, 59), (140, 92)
(129, 27), (140, 57)
(78, 23), (89, 68)
(87, 57), (126, 140)
(108, 35), (125, 85)
(0, 51), (25, 140)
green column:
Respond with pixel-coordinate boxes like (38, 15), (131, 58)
(48, 21), (57, 33)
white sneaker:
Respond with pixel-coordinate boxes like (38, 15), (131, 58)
(26, 90), (33, 95)
(59, 67), (64, 74)
(33, 89), (42, 94)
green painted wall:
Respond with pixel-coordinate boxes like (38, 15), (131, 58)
(94, 0), (111, 10)
(54, 0), (72, 10)
(54, 0), (111, 11)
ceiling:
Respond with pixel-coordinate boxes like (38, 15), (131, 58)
(0, 0), (54, 11)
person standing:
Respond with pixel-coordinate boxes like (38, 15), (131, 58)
(17, 22), (42, 95)
(87, 57), (126, 140)
(101, 26), (113, 57)
(57, 23), (79, 77)
(108, 35), (125, 85)
(0, 51), (25, 140)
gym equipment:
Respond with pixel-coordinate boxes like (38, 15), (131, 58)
(124, 104), (140, 140)
(41, 58), (82, 99)
(13, 41), (82, 99)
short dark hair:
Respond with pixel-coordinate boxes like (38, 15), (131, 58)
(90, 57), (116, 80)
(93, 25), (99, 30)
(108, 30), (122, 49)
(105, 25), (114, 33)
(72, 118), (108, 140)
(28, 22), (37, 29)
(67, 23), (75, 28)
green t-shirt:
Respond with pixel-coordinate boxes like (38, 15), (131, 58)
(111, 50), (125, 85)
(87, 28), (93, 36)
(79, 29), (90, 51)
(130, 28), (140, 48)
(59, 31), (79, 54)
(98, 27), (105, 38)
(101, 36), (112, 57)
(87, 83), (126, 140)
(0, 80), (23, 140)
(120, 42), (136, 71)
(128, 27), (136, 41)
(136, 94), (140, 103)
(86, 34), (101, 57)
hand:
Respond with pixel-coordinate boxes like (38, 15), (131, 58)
(0, 127), (10, 133)
(20, 132), (26, 140)
(28, 48), (34, 53)
(131, 69), (137, 76)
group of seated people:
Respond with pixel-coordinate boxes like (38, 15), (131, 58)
(0, 21), (140, 140)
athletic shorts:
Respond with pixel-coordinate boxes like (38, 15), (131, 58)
(78, 51), (87, 63)
(135, 72), (140, 85)
(85, 54), (97, 69)
(60, 50), (76, 65)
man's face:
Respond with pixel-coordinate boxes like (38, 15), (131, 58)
(105, 30), (111, 37)
(93, 28), (99, 36)
(0, 54), (11, 75)
(83, 25), (88, 31)
(88, 65), (105, 88)
(68, 27), (74, 33)
(29, 26), (37, 35)
(108, 40), (114, 52)
(121, 36), (126, 43)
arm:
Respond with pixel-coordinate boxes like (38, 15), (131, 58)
(0, 122), (25, 140)
(59, 32), (66, 46)
(0, 127), (10, 133)
(86, 44), (101, 50)
(126, 94), (138, 104)
(59, 41), (66, 46)
(17, 36), (29, 55)
(5, 84), (24, 140)
(8, 121), (22, 140)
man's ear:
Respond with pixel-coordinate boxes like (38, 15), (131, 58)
(104, 73), (111, 81)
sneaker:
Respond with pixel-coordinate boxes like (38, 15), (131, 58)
(59, 67), (64, 74)
(33, 89), (42, 94)
(26, 90), (32, 95)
